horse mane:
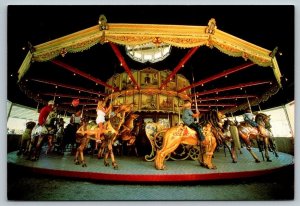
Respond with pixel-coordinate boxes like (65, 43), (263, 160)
(199, 109), (222, 130)
(45, 111), (58, 126)
(255, 113), (271, 128)
(255, 113), (268, 121)
(222, 119), (230, 131)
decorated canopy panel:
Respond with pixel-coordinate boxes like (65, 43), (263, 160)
(13, 10), (289, 118)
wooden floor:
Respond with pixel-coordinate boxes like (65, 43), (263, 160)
(7, 148), (294, 183)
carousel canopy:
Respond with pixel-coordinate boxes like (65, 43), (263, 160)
(8, 5), (294, 116)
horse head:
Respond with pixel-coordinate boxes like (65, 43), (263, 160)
(255, 113), (271, 128)
(45, 111), (58, 126)
(203, 110), (225, 129)
(129, 113), (139, 120)
(120, 103), (133, 112)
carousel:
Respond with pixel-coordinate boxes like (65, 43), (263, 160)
(8, 15), (294, 182)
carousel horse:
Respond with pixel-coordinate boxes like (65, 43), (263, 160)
(101, 104), (133, 169)
(74, 104), (133, 168)
(119, 113), (140, 156)
(215, 119), (241, 163)
(154, 110), (225, 170)
(144, 122), (170, 161)
(57, 122), (79, 155)
(134, 118), (153, 157)
(237, 113), (277, 162)
(97, 113), (139, 158)
(74, 120), (99, 167)
(17, 121), (36, 156)
(27, 111), (58, 161)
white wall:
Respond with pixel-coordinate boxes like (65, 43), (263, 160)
(285, 101), (295, 137)
(263, 107), (293, 138)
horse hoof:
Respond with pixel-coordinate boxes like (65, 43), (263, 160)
(113, 165), (118, 170)
(82, 163), (87, 167)
(232, 160), (237, 163)
(155, 165), (165, 170)
(198, 161), (205, 167)
(255, 160), (261, 163)
(210, 165), (217, 170)
(74, 160), (80, 165)
(267, 159), (272, 162)
(104, 162), (109, 167)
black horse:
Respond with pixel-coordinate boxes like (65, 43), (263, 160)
(55, 122), (78, 154)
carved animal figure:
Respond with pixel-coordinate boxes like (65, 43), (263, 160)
(154, 110), (225, 170)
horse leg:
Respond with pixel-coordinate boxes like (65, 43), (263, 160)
(46, 135), (53, 155)
(33, 136), (45, 160)
(104, 147), (110, 167)
(74, 143), (82, 165)
(80, 139), (88, 167)
(223, 141), (237, 163)
(240, 134), (261, 163)
(108, 141), (118, 170)
(269, 138), (279, 158)
(263, 137), (271, 162)
(80, 149), (87, 167)
(74, 149), (80, 165)
(246, 144), (261, 163)
(76, 145), (86, 167)
(208, 139), (217, 169)
(97, 142), (105, 159)
(102, 139), (110, 167)
(26, 137), (36, 160)
(200, 139), (217, 169)
(230, 141), (238, 163)
(24, 139), (31, 155)
(154, 141), (180, 170)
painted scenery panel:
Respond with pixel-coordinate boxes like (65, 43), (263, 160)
(140, 69), (159, 88)
(140, 94), (157, 110)
(111, 74), (121, 91)
(124, 94), (140, 111)
(113, 96), (124, 107)
(105, 77), (113, 93)
(172, 114), (180, 126)
(160, 70), (176, 90)
(177, 75), (191, 94)
(158, 95), (174, 111)
(174, 97), (184, 114)
(120, 71), (138, 90)
(157, 118), (170, 128)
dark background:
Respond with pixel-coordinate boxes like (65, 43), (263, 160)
(7, 5), (295, 115)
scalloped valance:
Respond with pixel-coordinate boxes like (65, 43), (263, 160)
(18, 21), (282, 87)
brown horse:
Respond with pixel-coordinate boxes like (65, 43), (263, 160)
(101, 104), (133, 169)
(214, 119), (242, 163)
(237, 113), (277, 162)
(74, 104), (133, 168)
(97, 113), (139, 158)
(154, 110), (225, 170)
(119, 113), (139, 155)
(74, 120), (99, 167)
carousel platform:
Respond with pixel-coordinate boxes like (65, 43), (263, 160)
(7, 148), (294, 183)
